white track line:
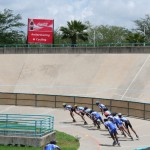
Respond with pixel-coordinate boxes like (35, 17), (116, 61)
(0, 106), (15, 113)
(121, 55), (150, 100)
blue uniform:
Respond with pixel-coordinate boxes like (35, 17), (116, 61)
(98, 104), (108, 111)
(91, 111), (97, 117)
(84, 108), (92, 114)
(76, 106), (84, 111)
(91, 111), (103, 122)
(107, 115), (115, 123)
(84, 108), (93, 118)
(120, 116), (128, 123)
(45, 144), (60, 150)
(120, 116), (132, 129)
(65, 105), (72, 111)
(113, 116), (123, 127)
(104, 121), (117, 134)
(75, 106), (85, 115)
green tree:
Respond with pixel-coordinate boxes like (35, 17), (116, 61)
(126, 32), (145, 46)
(54, 28), (70, 46)
(88, 25), (129, 45)
(134, 14), (150, 41)
(60, 20), (88, 46)
(0, 9), (25, 44)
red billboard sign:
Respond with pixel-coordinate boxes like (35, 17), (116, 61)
(27, 19), (54, 44)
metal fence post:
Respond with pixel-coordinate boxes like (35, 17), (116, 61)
(35, 94), (37, 107)
(92, 98), (94, 110)
(16, 93), (18, 106)
(144, 103), (146, 120)
(74, 96), (75, 105)
(55, 96), (56, 108)
(5, 114), (8, 135)
(35, 121), (37, 137)
(40, 120), (42, 136)
(15, 93), (17, 106)
(110, 99), (112, 111)
(128, 101), (129, 116)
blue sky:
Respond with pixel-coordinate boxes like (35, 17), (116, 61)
(0, 0), (150, 32)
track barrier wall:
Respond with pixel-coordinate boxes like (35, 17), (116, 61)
(1, 47), (150, 54)
(0, 92), (149, 120)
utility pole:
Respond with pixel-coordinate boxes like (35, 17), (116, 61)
(94, 30), (95, 47)
(144, 26), (145, 36)
(143, 24), (146, 46)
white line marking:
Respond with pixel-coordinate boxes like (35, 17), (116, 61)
(0, 106), (15, 113)
(114, 93), (142, 101)
(121, 55), (150, 100)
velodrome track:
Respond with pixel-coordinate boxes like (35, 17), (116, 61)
(0, 105), (150, 150)
(0, 54), (150, 102)
(0, 53), (150, 149)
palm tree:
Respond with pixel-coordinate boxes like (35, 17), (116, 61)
(60, 20), (88, 47)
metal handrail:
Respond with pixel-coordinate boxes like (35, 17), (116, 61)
(0, 42), (150, 48)
(0, 114), (54, 137)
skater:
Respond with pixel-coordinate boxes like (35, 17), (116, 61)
(62, 103), (76, 122)
(118, 113), (139, 139)
(104, 118), (120, 146)
(45, 140), (61, 150)
(91, 111), (104, 129)
(95, 101), (109, 115)
(74, 105), (88, 125)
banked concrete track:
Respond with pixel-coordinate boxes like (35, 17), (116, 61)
(0, 53), (150, 150)
(0, 54), (150, 103)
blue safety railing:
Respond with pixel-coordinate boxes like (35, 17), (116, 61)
(0, 114), (54, 137)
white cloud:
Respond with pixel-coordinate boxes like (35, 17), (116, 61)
(0, 0), (150, 32)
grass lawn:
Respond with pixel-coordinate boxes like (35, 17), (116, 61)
(56, 130), (80, 150)
(0, 130), (80, 150)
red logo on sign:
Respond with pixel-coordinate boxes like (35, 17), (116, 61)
(27, 19), (54, 44)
